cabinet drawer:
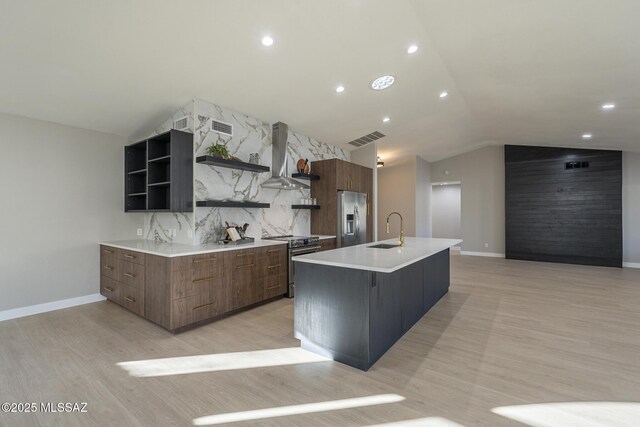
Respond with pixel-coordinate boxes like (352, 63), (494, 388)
(100, 276), (121, 304)
(119, 249), (145, 266)
(120, 285), (144, 316)
(263, 273), (287, 299)
(232, 250), (257, 271)
(260, 246), (287, 265)
(190, 253), (222, 281)
(171, 254), (224, 301)
(118, 260), (145, 289)
(101, 246), (118, 280)
(171, 292), (227, 330)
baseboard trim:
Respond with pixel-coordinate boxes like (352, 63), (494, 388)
(0, 294), (106, 322)
(460, 251), (505, 258)
(623, 262), (640, 269)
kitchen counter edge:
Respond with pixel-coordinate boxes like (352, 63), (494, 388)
(99, 239), (287, 258)
(293, 237), (462, 273)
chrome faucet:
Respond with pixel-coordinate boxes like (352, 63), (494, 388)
(386, 212), (404, 246)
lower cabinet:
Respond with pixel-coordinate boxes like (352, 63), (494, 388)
(319, 238), (337, 252)
(100, 244), (288, 332)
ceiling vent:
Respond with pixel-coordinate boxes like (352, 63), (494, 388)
(347, 131), (385, 147)
(173, 116), (188, 131)
(212, 120), (233, 137)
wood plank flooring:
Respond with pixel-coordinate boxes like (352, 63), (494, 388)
(1, 255), (640, 426)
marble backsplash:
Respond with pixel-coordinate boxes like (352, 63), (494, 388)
(140, 98), (349, 244)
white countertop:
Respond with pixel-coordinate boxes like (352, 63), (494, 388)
(293, 237), (462, 273)
(100, 239), (287, 258)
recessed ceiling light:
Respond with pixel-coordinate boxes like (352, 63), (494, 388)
(602, 103), (615, 110)
(439, 91), (448, 98)
(371, 75), (395, 91)
(582, 133), (593, 139)
(261, 36), (274, 46)
(407, 45), (418, 54)
(335, 85), (345, 93)
(382, 117), (390, 123)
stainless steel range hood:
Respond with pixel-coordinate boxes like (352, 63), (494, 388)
(261, 122), (310, 190)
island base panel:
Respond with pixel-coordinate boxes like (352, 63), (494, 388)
(294, 248), (450, 371)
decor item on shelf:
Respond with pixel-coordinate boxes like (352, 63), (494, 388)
(249, 153), (261, 164)
(206, 143), (231, 160)
(296, 158), (310, 174)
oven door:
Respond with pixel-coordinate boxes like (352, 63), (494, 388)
(288, 245), (321, 297)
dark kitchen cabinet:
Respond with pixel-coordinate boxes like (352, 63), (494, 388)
(310, 159), (373, 243)
(125, 129), (193, 212)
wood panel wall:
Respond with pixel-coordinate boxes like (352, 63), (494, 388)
(505, 145), (622, 267)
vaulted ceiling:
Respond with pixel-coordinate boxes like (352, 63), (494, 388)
(1, 0), (638, 165)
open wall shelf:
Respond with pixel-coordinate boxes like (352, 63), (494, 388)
(124, 129), (193, 212)
(292, 205), (320, 209)
(196, 156), (270, 173)
(292, 173), (320, 181)
(196, 200), (270, 208)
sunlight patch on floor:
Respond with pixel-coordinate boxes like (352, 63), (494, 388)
(192, 394), (406, 425)
(366, 416), (466, 426)
(117, 347), (331, 377)
(492, 402), (640, 427)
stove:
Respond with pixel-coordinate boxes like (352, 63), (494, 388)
(263, 235), (322, 297)
(264, 235), (320, 248)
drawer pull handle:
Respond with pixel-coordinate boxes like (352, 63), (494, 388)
(267, 265), (279, 270)
(235, 263), (255, 269)
(103, 249), (114, 254)
(236, 252), (255, 257)
(124, 296), (136, 303)
(123, 254), (136, 259)
(266, 284), (280, 290)
(193, 277), (216, 284)
(193, 302), (214, 311)
(123, 273), (135, 278)
(266, 249), (281, 253)
(104, 265), (114, 270)
(192, 257), (216, 264)
(104, 287), (114, 292)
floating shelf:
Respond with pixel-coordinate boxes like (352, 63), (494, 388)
(196, 200), (271, 208)
(292, 173), (320, 181)
(148, 155), (171, 163)
(147, 181), (171, 187)
(196, 156), (270, 173)
(292, 204), (320, 209)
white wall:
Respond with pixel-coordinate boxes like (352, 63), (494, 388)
(377, 158), (417, 239)
(350, 142), (378, 240)
(432, 184), (462, 239)
(415, 156), (432, 237)
(623, 152), (640, 265)
(0, 113), (140, 312)
(377, 156), (432, 240)
(431, 145), (505, 254)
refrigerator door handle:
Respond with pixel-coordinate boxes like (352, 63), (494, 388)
(354, 205), (359, 244)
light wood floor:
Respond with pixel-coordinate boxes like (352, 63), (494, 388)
(2, 255), (640, 426)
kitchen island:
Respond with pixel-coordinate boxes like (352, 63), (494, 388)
(293, 237), (462, 371)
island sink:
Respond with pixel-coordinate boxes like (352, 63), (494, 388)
(368, 243), (401, 249)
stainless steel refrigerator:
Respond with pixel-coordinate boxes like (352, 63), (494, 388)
(337, 190), (367, 247)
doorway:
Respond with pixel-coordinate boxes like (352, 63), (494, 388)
(431, 182), (461, 248)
